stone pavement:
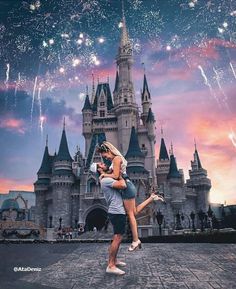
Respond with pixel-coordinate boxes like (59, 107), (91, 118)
(0, 243), (236, 289)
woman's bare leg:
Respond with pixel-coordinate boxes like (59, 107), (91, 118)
(135, 196), (153, 215)
(123, 199), (139, 242)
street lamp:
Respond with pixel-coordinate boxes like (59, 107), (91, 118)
(198, 210), (205, 232)
(190, 211), (196, 232)
(156, 210), (164, 236)
(207, 205), (213, 230)
(75, 218), (78, 229)
(59, 217), (62, 230)
(175, 211), (182, 230)
(221, 205), (226, 228)
(49, 215), (53, 228)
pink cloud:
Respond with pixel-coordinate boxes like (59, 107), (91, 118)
(0, 117), (26, 134)
(152, 85), (236, 205)
(0, 178), (33, 194)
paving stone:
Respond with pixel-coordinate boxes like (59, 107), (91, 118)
(0, 243), (236, 289)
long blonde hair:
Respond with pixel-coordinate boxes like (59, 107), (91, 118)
(103, 141), (127, 171)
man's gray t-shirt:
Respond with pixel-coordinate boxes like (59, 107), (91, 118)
(100, 177), (125, 215)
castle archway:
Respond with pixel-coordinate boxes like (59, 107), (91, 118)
(85, 208), (107, 231)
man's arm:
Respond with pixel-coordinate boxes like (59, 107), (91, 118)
(112, 178), (127, 190)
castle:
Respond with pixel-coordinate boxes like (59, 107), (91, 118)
(35, 13), (211, 234)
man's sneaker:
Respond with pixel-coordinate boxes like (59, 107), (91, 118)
(106, 266), (125, 275)
(116, 261), (126, 267)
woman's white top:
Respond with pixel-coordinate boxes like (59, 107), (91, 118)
(109, 156), (127, 174)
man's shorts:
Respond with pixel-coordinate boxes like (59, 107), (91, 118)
(108, 213), (126, 235)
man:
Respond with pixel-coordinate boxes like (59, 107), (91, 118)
(90, 162), (127, 275)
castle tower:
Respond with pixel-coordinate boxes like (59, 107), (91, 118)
(34, 136), (53, 227)
(141, 74), (152, 124)
(125, 126), (149, 199)
(167, 145), (184, 211)
(51, 120), (74, 228)
(156, 132), (170, 188)
(186, 143), (211, 212)
(146, 107), (157, 186)
(113, 8), (139, 154)
(113, 70), (119, 107)
(82, 93), (92, 157)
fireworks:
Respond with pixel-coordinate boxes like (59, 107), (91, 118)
(229, 130), (236, 148)
(31, 76), (38, 123)
(229, 62), (236, 79)
(0, 0), (235, 139)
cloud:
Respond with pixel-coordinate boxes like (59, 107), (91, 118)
(0, 88), (83, 133)
(0, 177), (33, 194)
(0, 117), (26, 134)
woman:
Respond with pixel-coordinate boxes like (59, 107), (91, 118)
(97, 141), (165, 251)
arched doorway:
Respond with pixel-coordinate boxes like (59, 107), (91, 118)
(85, 208), (107, 231)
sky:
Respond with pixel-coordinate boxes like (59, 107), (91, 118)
(0, 0), (235, 205)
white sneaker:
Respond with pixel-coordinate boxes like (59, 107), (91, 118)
(106, 266), (125, 275)
(128, 239), (142, 252)
(151, 193), (165, 203)
(116, 261), (126, 267)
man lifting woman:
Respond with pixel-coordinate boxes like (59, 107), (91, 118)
(90, 141), (165, 252)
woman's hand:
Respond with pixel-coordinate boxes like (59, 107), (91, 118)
(99, 173), (108, 181)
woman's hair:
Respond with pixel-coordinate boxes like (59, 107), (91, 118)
(97, 141), (127, 170)
(96, 143), (109, 153)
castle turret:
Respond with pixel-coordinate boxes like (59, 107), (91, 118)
(156, 133), (170, 187)
(34, 136), (53, 227)
(51, 120), (74, 227)
(35, 135), (52, 189)
(167, 146), (184, 211)
(146, 108), (155, 139)
(113, 70), (119, 106)
(125, 126), (148, 180)
(141, 74), (152, 124)
(186, 143), (211, 212)
(82, 93), (93, 157)
(114, 9), (139, 153)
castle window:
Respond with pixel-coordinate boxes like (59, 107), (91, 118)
(124, 98), (127, 103)
(126, 120), (128, 127)
(142, 144), (145, 148)
(100, 110), (105, 117)
(100, 102), (105, 107)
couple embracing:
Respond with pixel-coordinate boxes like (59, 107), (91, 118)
(90, 141), (165, 276)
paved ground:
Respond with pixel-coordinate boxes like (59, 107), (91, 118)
(0, 242), (236, 289)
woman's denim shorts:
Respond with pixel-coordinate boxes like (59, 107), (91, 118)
(122, 174), (136, 199)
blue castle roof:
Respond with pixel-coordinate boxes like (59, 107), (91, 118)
(55, 128), (73, 162)
(1, 199), (19, 211)
(92, 83), (114, 112)
(125, 127), (144, 159)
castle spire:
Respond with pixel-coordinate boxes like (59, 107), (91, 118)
(159, 132), (169, 161)
(82, 94), (92, 111)
(113, 69), (119, 93)
(167, 147), (181, 179)
(37, 141), (51, 174)
(120, 0), (130, 48)
(55, 121), (73, 162)
(193, 139), (202, 169)
(91, 73), (95, 103)
(125, 126), (144, 158)
(146, 107), (155, 123)
(142, 73), (150, 100)
(63, 117), (66, 131)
